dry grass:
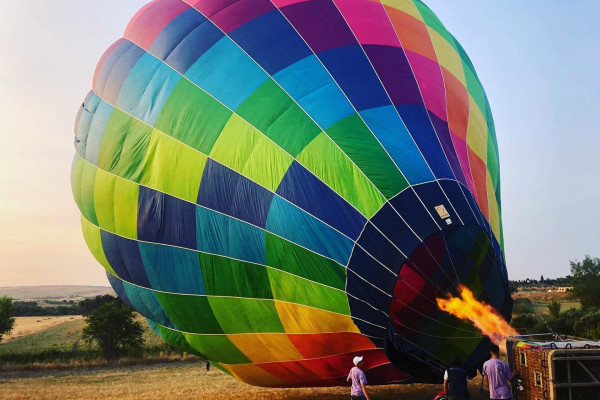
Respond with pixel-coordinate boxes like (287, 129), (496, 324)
(4, 316), (84, 342)
(0, 362), (492, 400)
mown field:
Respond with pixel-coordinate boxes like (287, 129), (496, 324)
(0, 362), (493, 400)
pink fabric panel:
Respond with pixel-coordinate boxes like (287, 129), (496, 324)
(271, 0), (312, 8)
(333, 0), (400, 47)
(451, 133), (478, 203)
(124, 0), (189, 50)
(209, 0), (275, 33)
(190, 0), (237, 16)
(405, 50), (447, 121)
(93, 39), (125, 92)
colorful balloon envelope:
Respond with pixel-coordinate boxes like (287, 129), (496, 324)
(72, 0), (512, 387)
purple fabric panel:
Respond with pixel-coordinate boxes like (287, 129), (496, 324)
(279, 0), (356, 53)
(429, 111), (468, 187)
(191, 0), (238, 17)
(210, 0), (275, 33)
(362, 44), (423, 106)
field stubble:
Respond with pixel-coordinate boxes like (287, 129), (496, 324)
(0, 362), (492, 400)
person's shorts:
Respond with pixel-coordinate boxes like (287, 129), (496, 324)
(351, 396), (366, 400)
(448, 396), (470, 400)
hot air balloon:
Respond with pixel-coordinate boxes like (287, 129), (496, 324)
(72, 0), (511, 387)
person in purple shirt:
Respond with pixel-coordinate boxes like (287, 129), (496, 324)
(482, 345), (515, 400)
(347, 355), (370, 400)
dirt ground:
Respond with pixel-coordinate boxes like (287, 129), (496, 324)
(4, 316), (84, 341)
(0, 362), (493, 400)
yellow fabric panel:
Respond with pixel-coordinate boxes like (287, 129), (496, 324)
(486, 171), (501, 241)
(228, 333), (304, 364)
(93, 168), (117, 233)
(139, 130), (206, 203)
(81, 216), (115, 274)
(381, 0), (423, 21)
(427, 28), (466, 86)
(112, 177), (139, 239)
(466, 96), (488, 161)
(224, 364), (285, 387)
(275, 302), (360, 334)
(209, 114), (294, 192)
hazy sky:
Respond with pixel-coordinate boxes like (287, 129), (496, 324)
(1, 1), (598, 286)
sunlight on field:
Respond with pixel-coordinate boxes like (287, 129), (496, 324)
(5, 316), (84, 341)
(0, 363), (491, 400)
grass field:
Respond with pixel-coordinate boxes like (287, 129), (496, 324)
(0, 362), (493, 400)
(4, 316), (84, 342)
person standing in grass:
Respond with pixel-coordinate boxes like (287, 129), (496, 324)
(347, 355), (370, 400)
(443, 355), (470, 400)
(483, 345), (514, 400)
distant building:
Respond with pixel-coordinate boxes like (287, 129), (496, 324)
(556, 286), (572, 293)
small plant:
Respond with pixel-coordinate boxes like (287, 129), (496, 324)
(547, 300), (561, 319)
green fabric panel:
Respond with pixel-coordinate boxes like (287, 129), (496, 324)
(81, 216), (115, 274)
(113, 177), (139, 239)
(199, 253), (273, 299)
(236, 79), (321, 157)
(209, 114), (294, 192)
(93, 168), (117, 233)
(325, 114), (408, 198)
(265, 233), (346, 290)
(155, 323), (200, 356)
(139, 130), (206, 203)
(154, 292), (223, 334)
(415, 1), (455, 47)
(155, 79), (232, 154)
(97, 109), (153, 182)
(79, 160), (98, 225)
(71, 156), (84, 216)
(296, 132), (385, 218)
(487, 135), (500, 191)
(266, 268), (350, 315)
(462, 60), (486, 116)
(207, 297), (284, 334)
(183, 333), (251, 364)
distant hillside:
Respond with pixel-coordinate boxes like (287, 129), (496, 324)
(0, 285), (115, 301)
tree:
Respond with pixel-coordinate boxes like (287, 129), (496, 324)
(570, 255), (600, 308)
(0, 296), (15, 342)
(78, 294), (121, 315)
(547, 300), (562, 319)
(82, 301), (144, 361)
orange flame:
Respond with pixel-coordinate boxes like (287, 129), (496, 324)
(436, 286), (517, 345)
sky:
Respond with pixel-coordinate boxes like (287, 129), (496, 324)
(0, 1), (598, 287)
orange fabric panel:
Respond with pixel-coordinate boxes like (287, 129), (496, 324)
(468, 149), (489, 220)
(442, 67), (469, 141)
(288, 332), (377, 359)
(384, 6), (437, 61)
(228, 333), (304, 364)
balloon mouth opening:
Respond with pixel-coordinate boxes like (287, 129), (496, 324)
(382, 224), (510, 382)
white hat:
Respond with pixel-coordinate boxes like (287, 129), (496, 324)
(353, 356), (363, 365)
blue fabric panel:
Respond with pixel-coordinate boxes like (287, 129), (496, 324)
(229, 10), (312, 75)
(396, 105), (454, 180)
(84, 99), (114, 165)
(349, 245), (398, 294)
(266, 196), (354, 265)
(150, 8), (206, 61)
(95, 40), (145, 103)
(318, 45), (390, 111)
(185, 37), (268, 110)
(348, 298), (387, 337)
(360, 106), (433, 185)
(428, 111), (467, 187)
(356, 224), (406, 276)
(197, 159), (274, 228)
(346, 269), (391, 317)
(413, 182), (458, 228)
(165, 17), (224, 74)
(389, 189), (439, 241)
(139, 242), (205, 295)
(457, 182), (483, 228)
(438, 180), (478, 227)
(101, 231), (150, 288)
(370, 203), (420, 258)
(116, 53), (182, 126)
(195, 207), (266, 265)
(138, 186), (197, 250)
(108, 273), (175, 329)
(75, 93), (100, 159)
(275, 161), (366, 240)
(273, 55), (354, 129)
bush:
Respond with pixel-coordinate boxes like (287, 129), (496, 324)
(573, 309), (600, 339)
(0, 296), (15, 342)
(513, 299), (535, 314)
(511, 313), (540, 332)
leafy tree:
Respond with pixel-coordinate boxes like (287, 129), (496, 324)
(570, 255), (600, 308)
(511, 314), (540, 332)
(573, 309), (600, 339)
(82, 301), (144, 361)
(545, 308), (587, 336)
(78, 294), (121, 315)
(0, 296), (15, 342)
(547, 300), (562, 319)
